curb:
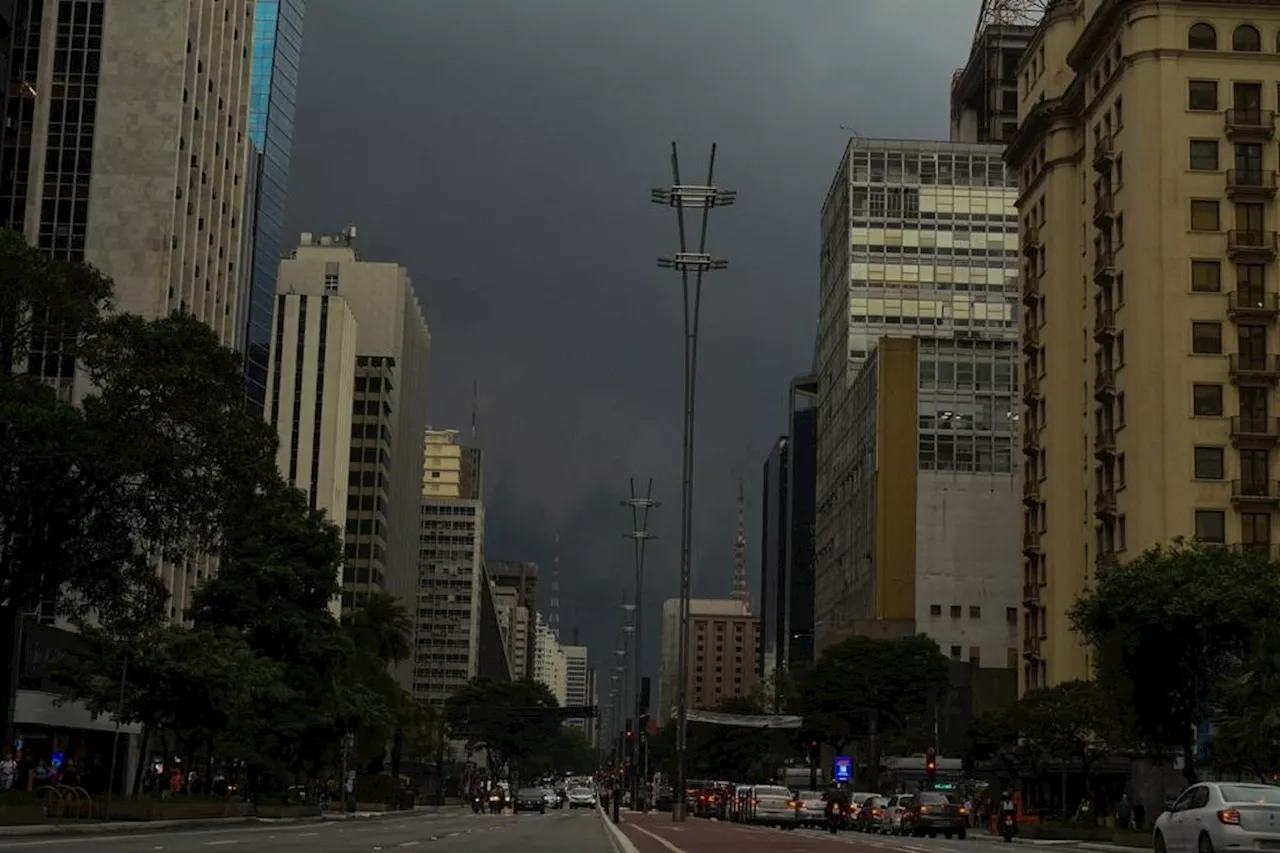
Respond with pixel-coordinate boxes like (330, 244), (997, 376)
(598, 803), (643, 853)
(1077, 844), (1150, 853)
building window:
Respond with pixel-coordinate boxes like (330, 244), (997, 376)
(1006, 607), (1018, 624)
(1195, 509), (1226, 543)
(969, 647), (981, 666)
(1189, 80), (1219, 111)
(1193, 383), (1224, 416)
(969, 605), (981, 618)
(949, 645), (962, 660)
(1194, 446), (1225, 480)
(950, 605), (962, 618)
(1192, 260), (1221, 291)
(1192, 321), (1223, 354)
(1233, 24), (1261, 52)
(324, 273), (339, 292)
(1191, 200), (1220, 231)
(1189, 139), (1219, 170)
(929, 604), (942, 616)
(1188, 22), (1217, 50)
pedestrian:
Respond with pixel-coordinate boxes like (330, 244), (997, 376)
(1116, 794), (1133, 830)
(0, 753), (15, 790)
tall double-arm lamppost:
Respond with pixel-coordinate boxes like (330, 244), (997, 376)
(650, 143), (736, 822)
(622, 478), (657, 808)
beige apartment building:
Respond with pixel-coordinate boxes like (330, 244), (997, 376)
(659, 598), (760, 721)
(1008, 0), (1280, 692)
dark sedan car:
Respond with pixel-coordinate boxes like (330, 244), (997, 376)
(902, 791), (967, 838)
(513, 787), (547, 813)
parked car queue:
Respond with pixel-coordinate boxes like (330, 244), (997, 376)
(682, 780), (969, 837)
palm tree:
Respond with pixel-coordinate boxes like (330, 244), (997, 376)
(346, 590), (412, 664)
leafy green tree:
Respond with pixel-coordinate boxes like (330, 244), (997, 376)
(962, 706), (1024, 778)
(1209, 623), (1280, 781)
(800, 634), (949, 787)
(444, 677), (562, 780)
(1069, 540), (1280, 783)
(1013, 679), (1127, 800)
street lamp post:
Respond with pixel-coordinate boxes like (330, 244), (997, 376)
(622, 479), (658, 810)
(651, 143), (736, 822)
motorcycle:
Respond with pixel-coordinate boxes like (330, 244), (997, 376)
(1001, 812), (1016, 842)
(826, 803), (841, 835)
(471, 794), (483, 814)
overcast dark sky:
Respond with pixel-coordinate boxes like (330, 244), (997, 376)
(284, 0), (980, 689)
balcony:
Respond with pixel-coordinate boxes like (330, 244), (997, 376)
(1228, 290), (1280, 320)
(1094, 426), (1117, 459)
(1094, 366), (1117, 400)
(1022, 582), (1041, 606)
(1092, 191), (1116, 227)
(1092, 249), (1116, 283)
(1022, 424), (1042, 456)
(1229, 353), (1280, 384)
(1230, 414), (1280, 444)
(1092, 133), (1115, 172)
(1022, 324), (1042, 355)
(1022, 274), (1041, 306)
(1022, 227), (1041, 257)
(1022, 530), (1042, 556)
(1094, 486), (1118, 518)
(1023, 478), (1042, 507)
(1231, 479), (1280, 505)
(1228, 542), (1280, 561)
(1226, 108), (1276, 140)
(1228, 230), (1279, 260)
(1022, 635), (1042, 661)
(1093, 308), (1116, 342)
(1022, 374), (1041, 406)
(1227, 169), (1278, 199)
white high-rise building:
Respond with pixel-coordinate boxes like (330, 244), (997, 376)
(533, 614), (567, 705)
(562, 645), (589, 731)
(492, 585), (530, 680)
(275, 230), (431, 691)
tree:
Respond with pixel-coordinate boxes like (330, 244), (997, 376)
(963, 706), (1023, 778)
(1209, 622), (1280, 781)
(444, 678), (562, 780)
(1069, 540), (1280, 783)
(1013, 679), (1127, 800)
(800, 634), (949, 787)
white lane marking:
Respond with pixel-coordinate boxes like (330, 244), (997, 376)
(203, 843), (240, 848)
(398, 843), (419, 847)
(627, 823), (690, 853)
(295, 833), (319, 838)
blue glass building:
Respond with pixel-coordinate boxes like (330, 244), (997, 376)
(240, 0), (305, 418)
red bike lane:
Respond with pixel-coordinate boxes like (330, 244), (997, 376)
(615, 813), (874, 853)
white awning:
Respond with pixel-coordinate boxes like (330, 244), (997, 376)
(685, 709), (803, 729)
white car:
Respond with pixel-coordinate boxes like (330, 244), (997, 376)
(1154, 782), (1280, 853)
(882, 793), (912, 835)
(567, 786), (597, 809)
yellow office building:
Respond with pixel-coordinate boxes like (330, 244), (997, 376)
(1008, 0), (1280, 692)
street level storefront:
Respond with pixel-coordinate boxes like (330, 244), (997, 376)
(13, 620), (141, 793)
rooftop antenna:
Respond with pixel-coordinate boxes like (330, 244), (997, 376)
(732, 479), (750, 611)
(549, 534), (561, 641)
(470, 378), (478, 442)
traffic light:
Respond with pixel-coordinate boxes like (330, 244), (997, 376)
(925, 746), (937, 789)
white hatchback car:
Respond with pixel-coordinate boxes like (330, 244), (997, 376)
(1154, 782), (1280, 853)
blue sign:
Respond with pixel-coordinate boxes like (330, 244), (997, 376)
(833, 755), (853, 783)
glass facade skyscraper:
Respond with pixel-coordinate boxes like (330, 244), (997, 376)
(241, 0), (305, 418)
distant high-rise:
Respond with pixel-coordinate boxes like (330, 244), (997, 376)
(532, 613), (566, 704)
(486, 561), (538, 677)
(414, 428), (486, 704)
(659, 598), (759, 721)
(274, 231), (431, 688)
(562, 644), (589, 730)
(241, 0), (307, 417)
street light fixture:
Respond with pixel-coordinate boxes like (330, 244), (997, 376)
(651, 142), (735, 823)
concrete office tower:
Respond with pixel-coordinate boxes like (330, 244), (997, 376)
(950, 23), (1036, 145)
(1, 0), (255, 345)
(814, 137), (1020, 656)
(492, 584), (531, 679)
(486, 561), (538, 677)
(1006, 3), (1280, 692)
(414, 428), (485, 705)
(813, 336), (1021, 674)
(275, 231), (430, 657)
(475, 565), (513, 683)
(532, 613), (566, 704)
(263, 290), (358, 616)
(562, 644), (589, 731)
(658, 598), (759, 722)
(240, 0), (306, 417)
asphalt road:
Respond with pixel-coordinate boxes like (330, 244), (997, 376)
(795, 827), (1025, 853)
(0, 809), (618, 853)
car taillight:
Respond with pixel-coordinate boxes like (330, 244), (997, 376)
(752, 798), (759, 805)
(873, 809), (883, 817)
(959, 806), (968, 814)
(1218, 809), (1242, 825)
(919, 806), (929, 814)
(787, 800), (798, 808)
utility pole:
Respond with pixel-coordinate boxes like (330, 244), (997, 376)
(622, 478), (657, 811)
(650, 143), (736, 822)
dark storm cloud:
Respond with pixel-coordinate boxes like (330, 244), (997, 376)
(284, 0), (980, 680)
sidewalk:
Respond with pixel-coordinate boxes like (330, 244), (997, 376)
(0, 804), (463, 837)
